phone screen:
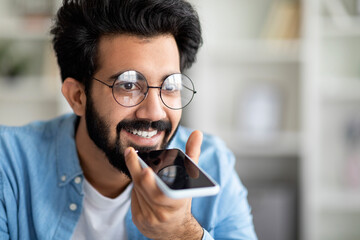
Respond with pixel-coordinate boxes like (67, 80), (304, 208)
(137, 149), (217, 190)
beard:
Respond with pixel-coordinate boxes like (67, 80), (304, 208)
(84, 94), (179, 179)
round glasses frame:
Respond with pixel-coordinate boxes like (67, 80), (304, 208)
(92, 70), (197, 110)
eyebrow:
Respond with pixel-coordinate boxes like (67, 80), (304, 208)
(109, 71), (124, 80)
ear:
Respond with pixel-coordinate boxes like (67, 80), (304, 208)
(62, 78), (87, 116)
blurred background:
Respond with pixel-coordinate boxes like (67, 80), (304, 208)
(0, 0), (360, 239)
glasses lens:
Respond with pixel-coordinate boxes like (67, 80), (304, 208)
(161, 74), (195, 110)
(112, 71), (147, 107)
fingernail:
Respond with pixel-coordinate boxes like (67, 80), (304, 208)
(124, 147), (131, 157)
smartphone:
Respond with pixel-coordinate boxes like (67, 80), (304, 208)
(137, 148), (220, 199)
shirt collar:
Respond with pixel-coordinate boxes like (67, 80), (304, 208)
(56, 114), (83, 188)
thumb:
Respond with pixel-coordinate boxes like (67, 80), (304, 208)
(124, 147), (142, 182)
(185, 130), (203, 164)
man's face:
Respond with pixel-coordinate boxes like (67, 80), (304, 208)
(85, 35), (182, 178)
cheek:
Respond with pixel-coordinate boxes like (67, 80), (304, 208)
(107, 109), (133, 134)
(94, 103), (132, 140)
(169, 110), (182, 131)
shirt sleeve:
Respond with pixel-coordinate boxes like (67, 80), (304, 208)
(191, 134), (258, 240)
(212, 149), (257, 240)
(197, 165), (257, 240)
(213, 169), (257, 240)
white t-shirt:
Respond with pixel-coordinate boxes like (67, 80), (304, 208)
(71, 179), (132, 240)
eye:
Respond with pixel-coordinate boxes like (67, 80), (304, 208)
(162, 81), (181, 92)
(162, 74), (183, 93)
(115, 70), (147, 93)
(115, 81), (141, 91)
(123, 82), (137, 90)
(163, 84), (175, 91)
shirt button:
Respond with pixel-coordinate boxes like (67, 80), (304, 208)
(69, 203), (77, 211)
(74, 177), (82, 184)
(61, 175), (67, 182)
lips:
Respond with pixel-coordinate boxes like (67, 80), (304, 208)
(116, 119), (172, 148)
(122, 128), (164, 150)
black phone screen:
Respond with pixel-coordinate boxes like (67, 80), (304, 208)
(137, 149), (216, 190)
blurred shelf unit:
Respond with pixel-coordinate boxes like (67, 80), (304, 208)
(321, 77), (360, 102)
(205, 39), (301, 64)
(0, 75), (66, 126)
(0, 76), (58, 102)
(214, 128), (300, 158)
(318, 189), (360, 212)
(322, 17), (360, 37)
(186, 0), (303, 164)
(0, 0), (68, 126)
(186, 0), (359, 239)
(0, 17), (52, 40)
(302, 0), (360, 240)
(321, 0), (360, 37)
(231, 133), (299, 158)
(185, 3), (303, 240)
(317, 211), (360, 240)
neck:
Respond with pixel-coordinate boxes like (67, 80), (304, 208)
(75, 117), (131, 198)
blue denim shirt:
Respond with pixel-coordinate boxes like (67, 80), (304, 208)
(0, 114), (257, 240)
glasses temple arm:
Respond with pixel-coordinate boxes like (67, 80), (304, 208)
(182, 84), (197, 94)
(93, 77), (113, 88)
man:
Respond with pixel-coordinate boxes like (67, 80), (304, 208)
(0, 0), (257, 239)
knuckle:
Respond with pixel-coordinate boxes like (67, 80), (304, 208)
(139, 176), (148, 187)
(156, 210), (169, 223)
(133, 175), (146, 188)
(152, 192), (166, 202)
(143, 215), (158, 227)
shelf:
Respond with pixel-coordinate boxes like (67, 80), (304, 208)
(0, 32), (50, 41)
(317, 189), (360, 212)
(0, 17), (51, 40)
(217, 130), (300, 158)
(0, 77), (59, 102)
(321, 77), (360, 102)
(204, 39), (301, 64)
(322, 17), (360, 37)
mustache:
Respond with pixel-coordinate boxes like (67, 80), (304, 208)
(116, 119), (172, 134)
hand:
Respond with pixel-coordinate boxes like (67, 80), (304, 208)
(125, 130), (204, 240)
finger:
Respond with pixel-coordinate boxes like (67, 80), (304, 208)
(139, 167), (163, 196)
(138, 168), (185, 208)
(125, 150), (171, 206)
(131, 189), (142, 223)
(124, 147), (143, 182)
(132, 169), (175, 222)
(136, 168), (173, 206)
(131, 187), (155, 228)
(138, 169), (190, 222)
(185, 130), (203, 164)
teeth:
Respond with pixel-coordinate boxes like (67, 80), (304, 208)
(130, 129), (158, 138)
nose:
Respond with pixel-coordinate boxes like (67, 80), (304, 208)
(135, 87), (167, 121)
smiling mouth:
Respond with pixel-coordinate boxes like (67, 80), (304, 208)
(127, 129), (158, 138)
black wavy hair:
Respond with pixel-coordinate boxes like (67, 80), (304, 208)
(50, 0), (202, 88)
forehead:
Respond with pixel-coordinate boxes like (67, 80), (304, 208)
(96, 34), (180, 79)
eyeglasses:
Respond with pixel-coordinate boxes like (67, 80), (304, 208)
(93, 70), (197, 110)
